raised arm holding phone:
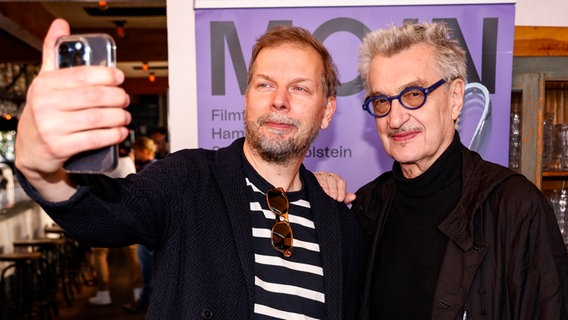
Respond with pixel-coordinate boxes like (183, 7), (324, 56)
(15, 19), (131, 202)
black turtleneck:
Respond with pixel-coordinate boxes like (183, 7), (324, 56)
(369, 134), (463, 319)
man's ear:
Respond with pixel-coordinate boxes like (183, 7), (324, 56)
(450, 79), (465, 121)
(321, 97), (337, 129)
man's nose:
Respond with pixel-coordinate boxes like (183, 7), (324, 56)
(271, 88), (291, 111)
(386, 99), (409, 128)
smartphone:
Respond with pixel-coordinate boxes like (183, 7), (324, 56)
(55, 34), (119, 173)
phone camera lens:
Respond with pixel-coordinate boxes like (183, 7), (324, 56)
(73, 51), (85, 66)
(59, 44), (69, 56)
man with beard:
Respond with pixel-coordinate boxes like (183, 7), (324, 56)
(15, 19), (358, 319)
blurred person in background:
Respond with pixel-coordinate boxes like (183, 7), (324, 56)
(150, 127), (169, 160)
(133, 136), (157, 172)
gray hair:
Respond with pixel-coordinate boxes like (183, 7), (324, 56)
(358, 21), (467, 92)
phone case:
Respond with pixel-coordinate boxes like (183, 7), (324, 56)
(55, 33), (116, 69)
(55, 34), (119, 173)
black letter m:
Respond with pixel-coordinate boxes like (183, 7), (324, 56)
(210, 21), (248, 95)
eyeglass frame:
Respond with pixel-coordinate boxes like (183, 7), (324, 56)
(362, 79), (447, 118)
(266, 187), (293, 257)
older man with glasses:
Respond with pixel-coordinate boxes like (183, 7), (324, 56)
(351, 21), (568, 320)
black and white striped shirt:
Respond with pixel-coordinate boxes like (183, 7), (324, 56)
(245, 163), (325, 320)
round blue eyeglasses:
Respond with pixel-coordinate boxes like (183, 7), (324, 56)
(362, 79), (446, 118)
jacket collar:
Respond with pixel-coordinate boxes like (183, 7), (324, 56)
(438, 143), (517, 251)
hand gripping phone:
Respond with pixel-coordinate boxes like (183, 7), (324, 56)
(55, 34), (119, 173)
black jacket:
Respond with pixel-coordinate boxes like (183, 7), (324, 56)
(352, 142), (568, 320)
(18, 138), (359, 320)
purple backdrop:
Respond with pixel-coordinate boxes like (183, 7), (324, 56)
(195, 4), (515, 191)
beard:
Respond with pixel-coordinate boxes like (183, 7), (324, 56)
(245, 111), (322, 166)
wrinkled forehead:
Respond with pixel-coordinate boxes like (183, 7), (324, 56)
(368, 44), (439, 94)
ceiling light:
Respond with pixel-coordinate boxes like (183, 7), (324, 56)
(113, 20), (126, 38)
(98, 1), (109, 10)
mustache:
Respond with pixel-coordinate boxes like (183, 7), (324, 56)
(257, 113), (300, 128)
(387, 126), (421, 137)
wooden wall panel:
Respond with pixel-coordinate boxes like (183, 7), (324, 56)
(514, 26), (568, 56)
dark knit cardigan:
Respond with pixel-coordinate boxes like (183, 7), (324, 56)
(18, 138), (359, 319)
